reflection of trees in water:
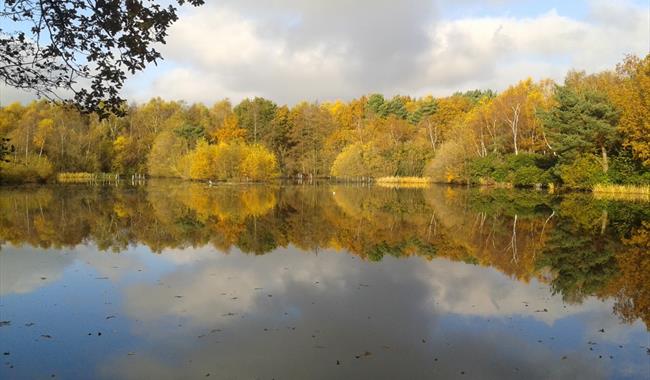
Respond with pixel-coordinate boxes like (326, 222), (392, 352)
(0, 181), (648, 327)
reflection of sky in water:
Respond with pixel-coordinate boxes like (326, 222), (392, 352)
(1, 243), (648, 379)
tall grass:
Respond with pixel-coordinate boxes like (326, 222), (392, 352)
(592, 184), (650, 201)
(375, 176), (433, 188)
(57, 172), (120, 183)
(375, 176), (433, 184)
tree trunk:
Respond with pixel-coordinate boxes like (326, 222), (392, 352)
(25, 128), (29, 160)
(426, 121), (437, 151)
(506, 104), (521, 155)
(601, 145), (608, 173)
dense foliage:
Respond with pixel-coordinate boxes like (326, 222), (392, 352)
(0, 54), (648, 186)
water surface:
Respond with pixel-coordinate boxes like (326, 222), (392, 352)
(0, 182), (648, 379)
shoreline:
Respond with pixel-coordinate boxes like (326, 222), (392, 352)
(3, 176), (649, 200)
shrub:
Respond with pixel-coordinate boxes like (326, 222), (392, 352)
(505, 152), (540, 169)
(510, 166), (549, 186)
(608, 153), (650, 185)
(0, 155), (54, 183)
(467, 152), (552, 186)
(559, 154), (608, 189)
(467, 154), (506, 184)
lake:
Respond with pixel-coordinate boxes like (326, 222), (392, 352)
(0, 181), (648, 379)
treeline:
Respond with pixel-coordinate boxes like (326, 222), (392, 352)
(0, 55), (648, 186)
(1, 183), (648, 326)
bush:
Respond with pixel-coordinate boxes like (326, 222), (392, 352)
(467, 152), (552, 186)
(505, 152), (540, 169)
(608, 153), (650, 185)
(559, 154), (608, 189)
(510, 166), (549, 186)
(467, 154), (506, 184)
(0, 155), (54, 183)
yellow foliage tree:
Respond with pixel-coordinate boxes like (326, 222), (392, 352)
(33, 118), (54, 158)
(147, 130), (186, 177)
(240, 144), (279, 181)
(612, 55), (650, 167)
(212, 114), (247, 144)
(188, 139), (217, 180)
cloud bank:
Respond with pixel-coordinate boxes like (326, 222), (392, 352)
(128, 0), (648, 105)
(2, 1), (648, 105)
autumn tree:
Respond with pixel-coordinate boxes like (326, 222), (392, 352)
(234, 97), (277, 145)
(33, 118), (54, 158)
(187, 139), (216, 180)
(240, 145), (279, 181)
(494, 79), (549, 155)
(268, 106), (293, 174)
(287, 102), (335, 176)
(148, 131), (186, 177)
(410, 97), (439, 150)
(211, 114), (245, 144)
(611, 54), (650, 167)
(330, 142), (390, 178)
(207, 100), (234, 139)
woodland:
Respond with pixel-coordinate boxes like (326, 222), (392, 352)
(1, 54), (648, 189)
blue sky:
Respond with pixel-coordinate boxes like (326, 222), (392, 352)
(2, 0), (649, 105)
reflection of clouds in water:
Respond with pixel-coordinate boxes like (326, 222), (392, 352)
(75, 244), (146, 281)
(120, 246), (646, 342)
(100, 329), (608, 380)
(106, 250), (611, 380)
(0, 245), (71, 295)
(416, 258), (648, 346)
(0, 243), (147, 295)
(417, 259), (612, 324)
(122, 245), (357, 325)
(2, 243), (646, 379)
(578, 310), (647, 346)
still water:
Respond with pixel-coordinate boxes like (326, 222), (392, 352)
(0, 181), (648, 379)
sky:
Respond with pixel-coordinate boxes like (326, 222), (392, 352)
(1, 0), (649, 106)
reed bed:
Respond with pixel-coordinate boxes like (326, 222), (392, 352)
(592, 184), (650, 201)
(375, 177), (433, 188)
(57, 172), (120, 183)
(375, 176), (433, 184)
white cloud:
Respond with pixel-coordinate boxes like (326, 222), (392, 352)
(4, 1), (649, 105)
(418, 6), (648, 95)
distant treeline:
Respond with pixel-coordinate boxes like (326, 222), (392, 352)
(0, 54), (648, 187)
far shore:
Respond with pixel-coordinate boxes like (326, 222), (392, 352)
(1, 173), (647, 201)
